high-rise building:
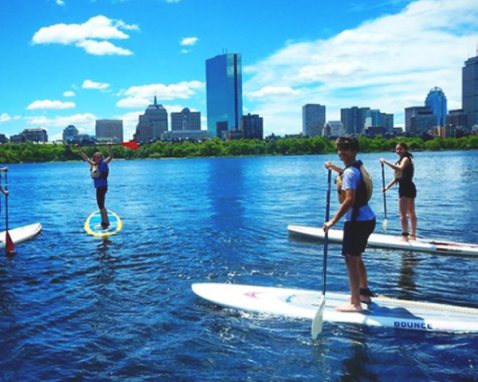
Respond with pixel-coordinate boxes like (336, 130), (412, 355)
(171, 108), (201, 131)
(206, 53), (243, 137)
(134, 96), (168, 143)
(463, 54), (478, 129)
(63, 125), (78, 144)
(96, 119), (123, 143)
(425, 87), (447, 127)
(241, 113), (263, 140)
(302, 104), (326, 137)
(340, 107), (370, 135)
(22, 128), (48, 143)
(446, 109), (468, 129)
(405, 106), (435, 135)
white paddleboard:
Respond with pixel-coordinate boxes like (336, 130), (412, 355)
(288, 225), (478, 257)
(192, 283), (478, 333)
(0, 223), (42, 250)
(84, 210), (122, 238)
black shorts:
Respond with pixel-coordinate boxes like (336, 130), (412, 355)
(342, 218), (376, 256)
(398, 181), (416, 199)
(96, 187), (108, 209)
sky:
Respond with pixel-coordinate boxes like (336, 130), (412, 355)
(0, 0), (477, 141)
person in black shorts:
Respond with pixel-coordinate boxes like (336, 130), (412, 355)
(381, 142), (417, 240)
(324, 137), (376, 312)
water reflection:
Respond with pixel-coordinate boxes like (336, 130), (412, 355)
(397, 251), (419, 299)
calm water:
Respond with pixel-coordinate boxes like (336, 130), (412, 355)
(1, 151), (478, 381)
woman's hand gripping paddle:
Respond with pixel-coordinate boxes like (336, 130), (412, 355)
(311, 168), (331, 339)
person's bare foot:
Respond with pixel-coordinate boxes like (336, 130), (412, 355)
(409, 235), (416, 241)
(401, 232), (409, 242)
(335, 303), (363, 313)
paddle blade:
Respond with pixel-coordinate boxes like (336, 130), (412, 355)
(382, 218), (388, 233)
(311, 296), (325, 339)
(5, 231), (15, 255)
(122, 141), (139, 150)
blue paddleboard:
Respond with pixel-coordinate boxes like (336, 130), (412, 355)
(84, 210), (123, 238)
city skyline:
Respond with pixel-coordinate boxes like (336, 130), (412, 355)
(0, 0), (477, 141)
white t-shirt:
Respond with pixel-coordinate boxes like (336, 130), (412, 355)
(342, 165), (375, 222)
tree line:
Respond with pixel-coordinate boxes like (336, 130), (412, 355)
(1, 135), (478, 163)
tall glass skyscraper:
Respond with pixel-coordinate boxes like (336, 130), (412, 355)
(302, 104), (326, 137)
(463, 55), (478, 129)
(425, 87), (447, 127)
(206, 53), (243, 137)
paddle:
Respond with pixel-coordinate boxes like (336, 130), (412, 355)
(4, 170), (15, 255)
(381, 162), (388, 232)
(311, 168), (331, 339)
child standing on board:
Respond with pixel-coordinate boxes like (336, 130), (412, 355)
(324, 136), (376, 312)
(380, 142), (417, 240)
(78, 146), (113, 229)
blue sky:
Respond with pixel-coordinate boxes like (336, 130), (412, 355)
(0, 0), (477, 141)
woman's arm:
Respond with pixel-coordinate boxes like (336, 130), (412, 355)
(383, 178), (398, 192)
(104, 145), (113, 164)
(380, 157), (410, 172)
(78, 150), (94, 165)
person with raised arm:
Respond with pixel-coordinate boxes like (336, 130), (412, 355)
(380, 142), (417, 240)
(78, 145), (113, 229)
(323, 136), (376, 312)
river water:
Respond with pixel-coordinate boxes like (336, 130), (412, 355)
(1, 150), (477, 381)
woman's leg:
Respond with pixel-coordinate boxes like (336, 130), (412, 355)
(399, 197), (408, 239)
(407, 198), (417, 239)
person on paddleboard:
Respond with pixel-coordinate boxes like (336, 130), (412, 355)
(0, 167), (8, 196)
(380, 142), (417, 241)
(78, 146), (113, 229)
(323, 136), (376, 313)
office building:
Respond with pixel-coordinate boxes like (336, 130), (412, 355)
(425, 87), (447, 127)
(22, 128), (48, 143)
(134, 96), (168, 143)
(341, 107), (370, 135)
(302, 104), (326, 137)
(96, 119), (123, 143)
(171, 108), (201, 131)
(206, 53), (243, 137)
(241, 113), (263, 140)
(446, 109), (468, 129)
(463, 54), (478, 129)
(404, 106), (431, 133)
(323, 121), (344, 138)
(63, 125), (79, 144)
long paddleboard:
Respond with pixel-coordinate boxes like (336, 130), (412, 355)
(192, 283), (478, 333)
(0, 223), (42, 250)
(288, 225), (478, 257)
(84, 210), (122, 238)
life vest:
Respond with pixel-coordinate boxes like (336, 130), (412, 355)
(336, 160), (373, 206)
(90, 162), (109, 179)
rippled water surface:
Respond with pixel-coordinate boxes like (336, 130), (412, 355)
(1, 151), (478, 381)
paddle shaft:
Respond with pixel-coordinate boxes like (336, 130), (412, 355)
(322, 169), (332, 296)
(381, 162), (388, 218)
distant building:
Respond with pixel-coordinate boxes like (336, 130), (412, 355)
(206, 53), (243, 137)
(171, 108), (201, 131)
(10, 134), (25, 143)
(425, 87), (447, 127)
(96, 119), (123, 143)
(241, 113), (263, 140)
(0, 134), (8, 144)
(341, 107), (370, 135)
(446, 109), (468, 129)
(63, 125), (79, 144)
(22, 128), (48, 143)
(405, 106), (433, 134)
(161, 130), (210, 142)
(302, 104), (326, 137)
(323, 121), (344, 138)
(134, 96), (168, 143)
(463, 54), (478, 129)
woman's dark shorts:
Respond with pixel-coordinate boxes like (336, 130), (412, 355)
(342, 218), (376, 256)
(398, 181), (416, 199)
(96, 186), (108, 209)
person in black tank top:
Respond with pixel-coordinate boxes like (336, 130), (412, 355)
(380, 142), (417, 240)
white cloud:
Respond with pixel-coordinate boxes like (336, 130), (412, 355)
(244, 0), (478, 135)
(0, 113), (11, 123)
(82, 79), (111, 91)
(31, 15), (138, 56)
(64, 91), (75, 97)
(27, 100), (76, 110)
(117, 81), (204, 108)
(181, 37), (198, 46)
(56, 0), (65, 6)
(25, 113), (97, 140)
